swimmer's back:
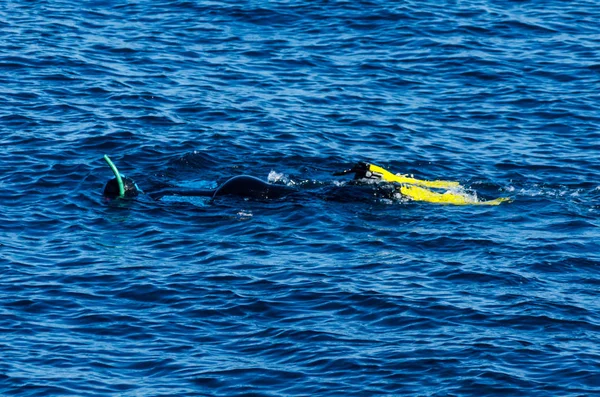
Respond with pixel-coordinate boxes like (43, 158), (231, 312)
(214, 175), (294, 199)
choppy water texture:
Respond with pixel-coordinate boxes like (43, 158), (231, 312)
(1, 1), (600, 396)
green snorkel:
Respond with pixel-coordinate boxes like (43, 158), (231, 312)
(103, 154), (125, 198)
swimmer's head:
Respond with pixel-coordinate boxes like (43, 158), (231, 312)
(103, 176), (140, 198)
(102, 155), (141, 199)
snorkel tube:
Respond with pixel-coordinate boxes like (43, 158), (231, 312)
(103, 154), (125, 198)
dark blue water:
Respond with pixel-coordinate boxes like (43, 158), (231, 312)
(1, 1), (600, 395)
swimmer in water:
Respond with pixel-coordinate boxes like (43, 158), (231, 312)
(102, 155), (510, 205)
(102, 155), (295, 200)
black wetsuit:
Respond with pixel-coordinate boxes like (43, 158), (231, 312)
(104, 169), (386, 203)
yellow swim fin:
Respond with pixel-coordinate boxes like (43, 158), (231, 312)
(367, 164), (461, 189)
(400, 185), (511, 206)
(334, 162), (510, 205)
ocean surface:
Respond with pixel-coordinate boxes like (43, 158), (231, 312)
(1, 1), (599, 395)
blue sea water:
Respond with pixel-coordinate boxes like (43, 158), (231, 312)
(1, 0), (600, 395)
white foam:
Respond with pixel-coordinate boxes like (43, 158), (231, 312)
(268, 170), (296, 186)
(236, 210), (253, 219)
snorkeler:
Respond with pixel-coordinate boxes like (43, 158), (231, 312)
(102, 155), (510, 205)
(102, 155), (294, 200)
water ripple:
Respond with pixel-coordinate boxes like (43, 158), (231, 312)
(2, 0), (600, 396)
